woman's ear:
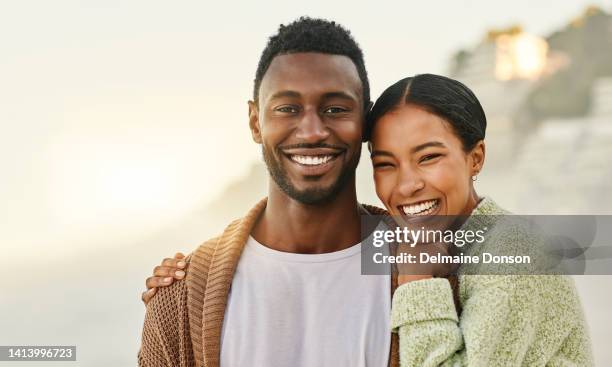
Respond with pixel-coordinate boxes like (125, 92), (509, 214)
(470, 140), (486, 175)
(248, 100), (262, 144)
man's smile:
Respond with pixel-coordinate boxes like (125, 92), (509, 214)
(281, 146), (345, 176)
(290, 154), (335, 165)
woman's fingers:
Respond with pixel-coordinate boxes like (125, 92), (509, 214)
(161, 256), (187, 269)
(145, 266), (186, 290)
(142, 253), (188, 305)
(153, 265), (186, 279)
(145, 274), (175, 290)
(395, 241), (459, 277)
(142, 288), (157, 304)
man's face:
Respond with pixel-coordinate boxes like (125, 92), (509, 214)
(249, 53), (364, 205)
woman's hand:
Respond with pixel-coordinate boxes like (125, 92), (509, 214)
(395, 240), (459, 285)
(141, 252), (186, 304)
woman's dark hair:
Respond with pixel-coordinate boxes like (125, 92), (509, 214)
(365, 74), (486, 151)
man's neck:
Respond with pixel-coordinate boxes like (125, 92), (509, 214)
(251, 180), (362, 254)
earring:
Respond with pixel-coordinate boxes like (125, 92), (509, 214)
(472, 175), (478, 181)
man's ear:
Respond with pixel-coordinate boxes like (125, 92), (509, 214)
(248, 100), (262, 144)
(470, 140), (486, 175)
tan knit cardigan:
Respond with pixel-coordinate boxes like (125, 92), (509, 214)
(138, 198), (400, 367)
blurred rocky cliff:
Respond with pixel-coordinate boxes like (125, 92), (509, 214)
(448, 6), (612, 214)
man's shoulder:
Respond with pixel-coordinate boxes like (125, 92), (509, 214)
(184, 234), (224, 274)
(187, 218), (244, 259)
(189, 235), (223, 259)
(187, 198), (267, 261)
(147, 269), (189, 314)
(184, 215), (250, 281)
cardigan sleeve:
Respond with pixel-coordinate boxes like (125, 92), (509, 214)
(138, 277), (193, 367)
(391, 275), (593, 367)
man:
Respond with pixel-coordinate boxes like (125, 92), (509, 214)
(138, 17), (400, 367)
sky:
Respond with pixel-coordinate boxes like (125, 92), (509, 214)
(1, 0), (611, 264)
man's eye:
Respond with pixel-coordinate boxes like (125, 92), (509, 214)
(276, 106), (298, 113)
(420, 154), (442, 163)
(323, 106), (348, 114)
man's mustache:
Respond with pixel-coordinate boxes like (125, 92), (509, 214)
(278, 143), (346, 151)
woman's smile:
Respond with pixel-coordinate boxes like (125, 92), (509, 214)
(397, 198), (441, 217)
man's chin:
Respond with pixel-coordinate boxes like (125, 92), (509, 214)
(283, 184), (339, 205)
(264, 146), (358, 205)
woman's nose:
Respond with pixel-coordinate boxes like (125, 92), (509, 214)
(295, 110), (330, 143)
(396, 167), (425, 197)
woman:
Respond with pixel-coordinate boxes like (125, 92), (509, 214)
(143, 74), (593, 366)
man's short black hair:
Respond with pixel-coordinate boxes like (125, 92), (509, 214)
(253, 16), (370, 109)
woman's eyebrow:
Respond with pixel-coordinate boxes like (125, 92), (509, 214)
(370, 150), (393, 158)
(371, 142), (445, 158)
(411, 141), (445, 153)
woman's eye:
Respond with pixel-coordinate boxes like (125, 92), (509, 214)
(373, 162), (394, 170)
(420, 154), (442, 163)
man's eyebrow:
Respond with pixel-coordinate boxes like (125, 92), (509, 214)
(268, 91), (357, 102)
(411, 141), (445, 153)
(321, 91), (357, 102)
(269, 90), (301, 100)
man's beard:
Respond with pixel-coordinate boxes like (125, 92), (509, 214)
(262, 144), (360, 205)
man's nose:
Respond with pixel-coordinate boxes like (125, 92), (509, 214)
(295, 109), (330, 143)
(396, 166), (425, 197)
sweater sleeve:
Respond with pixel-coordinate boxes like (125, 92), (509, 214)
(546, 323), (594, 367)
(138, 278), (193, 367)
(391, 275), (593, 367)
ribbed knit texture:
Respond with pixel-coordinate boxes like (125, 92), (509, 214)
(390, 197), (594, 366)
(138, 198), (401, 367)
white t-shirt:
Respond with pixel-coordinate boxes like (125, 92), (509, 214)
(220, 236), (391, 367)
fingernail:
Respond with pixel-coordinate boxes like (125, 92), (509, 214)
(175, 270), (185, 277)
(164, 277), (172, 282)
(177, 261), (185, 268)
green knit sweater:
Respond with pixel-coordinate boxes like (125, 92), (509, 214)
(391, 197), (594, 366)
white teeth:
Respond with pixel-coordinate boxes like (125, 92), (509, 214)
(401, 200), (438, 216)
(290, 155), (334, 166)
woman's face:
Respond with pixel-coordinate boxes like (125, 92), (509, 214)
(370, 104), (484, 220)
